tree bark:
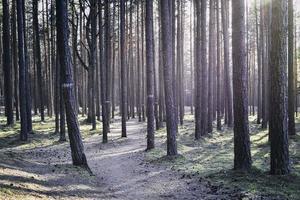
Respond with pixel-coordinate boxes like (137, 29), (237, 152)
(56, 0), (88, 167)
(2, 0), (14, 125)
(161, 0), (177, 156)
(232, 0), (252, 171)
(269, 0), (290, 175)
(17, 0), (28, 141)
(146, 0), (155, 150)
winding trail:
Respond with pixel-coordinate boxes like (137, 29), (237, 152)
(0, 118), (234, 200)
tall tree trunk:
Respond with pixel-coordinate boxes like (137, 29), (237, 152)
(288, 0), (295, 135)
(33, 0), (45, 122)
(2, 0), (14, 125)
(23, 0), (33, 134)
(146, 0), (155, 150)
(120, 0), (127, 137)
(255, 0), (262, 124)
(216, 0), (222, 130)
(269, 0), (290, 175)
(105, 0), (111, 132)
(232, 0), (252, 171)
(17, 0), (28, 141)
(195, 0), (202, 139)
(161, 0), (177, 156)
(11, 0), (19, 121)
(221, 0), (233, 127)
(56, 0), (88, 167)
(99, 0), (108, 142)
(201, 0), (208, 135)
(208, 0), (216, 133)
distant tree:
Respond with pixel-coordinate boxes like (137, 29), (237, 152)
(216, 0), (222, 131)
(11, 0), (19, 122)
(208, 0), (216, 133)
(221, 0), (233, 127)
(288, 0), (295, 136)
(120, 0), (127, 138)
(200, 0), (208, 135)
(33, 0), (45, 122)
(255, 0), (262, 124)
(2, 0), (14, 125)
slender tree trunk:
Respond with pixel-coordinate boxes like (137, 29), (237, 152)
(33, 0), (45, 122)
(221, 0), (233, 127)
(17, 0), (28, 141)
(23, 0), (33, 134)
(105, 0), (111, 132)
(208, 0), (216, 133)
(2, 0), (14, 125)
(11, 0), (19, 121)
(120, 0), (127, 137)
(288, 0), (295, 135)
(216, 0), (222, 130)
(195, 0), (202, 139)
(161, 0), (177, 156)
(146, 0), (155, 150)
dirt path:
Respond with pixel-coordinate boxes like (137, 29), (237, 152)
(85, 119), (212, 200)
(0, 119), (239, 200)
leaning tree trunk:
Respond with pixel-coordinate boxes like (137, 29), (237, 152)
(56, 0), (88, 167)
(269, 0), (290, 175)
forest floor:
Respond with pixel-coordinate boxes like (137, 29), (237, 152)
(0, 112), (299, 200)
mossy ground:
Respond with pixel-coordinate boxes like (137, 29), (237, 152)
(0, 113), (299, 199)
(145, 114), (300, 199)
(0, 115), (102, 151)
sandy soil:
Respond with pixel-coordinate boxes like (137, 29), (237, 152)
(0, 118), (243, 200)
